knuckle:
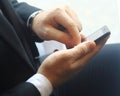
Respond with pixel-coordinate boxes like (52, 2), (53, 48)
(54, 7), (64, 17)
(72, 51), (80, 58)
(80, 45), (88, 55)
(55, 7), (63, 13)
(62, 52), (69, 58)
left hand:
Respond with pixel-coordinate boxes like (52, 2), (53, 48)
(37, 36), (109, 88)
(31, 5), (82, 48)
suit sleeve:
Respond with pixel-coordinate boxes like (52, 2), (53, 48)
(11, 0), (43, 42)
(0, 1), (41, 95)
(11, 0), (40, 24)
(1, 82), (41, 96)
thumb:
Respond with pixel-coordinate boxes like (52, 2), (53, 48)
(70, 41), (96, 60)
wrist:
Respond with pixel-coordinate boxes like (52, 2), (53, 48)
(27, 10), (42, 29)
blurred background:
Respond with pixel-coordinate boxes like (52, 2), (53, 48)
(18, 0), (120, 56)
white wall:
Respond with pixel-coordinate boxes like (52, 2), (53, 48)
(18, 0), (120, 55)
(117, 0), (120, 23)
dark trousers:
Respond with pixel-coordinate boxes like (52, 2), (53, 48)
(52, 43), (120, 96)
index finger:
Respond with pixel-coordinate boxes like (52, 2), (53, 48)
(54, 9), (80, 38)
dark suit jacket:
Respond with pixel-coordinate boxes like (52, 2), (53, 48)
(0, 0), (42, 95)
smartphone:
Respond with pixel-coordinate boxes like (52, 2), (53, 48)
(86, 25), (111, 44)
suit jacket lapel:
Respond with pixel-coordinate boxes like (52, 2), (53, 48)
(0, 0), (38, 69)
(0, 14), (35, 70)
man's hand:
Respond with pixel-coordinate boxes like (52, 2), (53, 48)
(32, 5), (82, 48)
(37, 36), (109, 88)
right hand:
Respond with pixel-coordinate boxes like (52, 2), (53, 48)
(37, 36), (109, 88)
(32, 5), (82, 48)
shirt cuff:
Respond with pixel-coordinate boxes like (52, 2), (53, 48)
(26, 73), (53, 96)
